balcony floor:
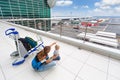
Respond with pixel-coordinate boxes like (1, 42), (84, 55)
(0, 21), (120, 80)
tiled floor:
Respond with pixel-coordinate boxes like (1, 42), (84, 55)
(0, 21), (120, 80)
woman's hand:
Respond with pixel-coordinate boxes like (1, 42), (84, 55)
(52, 54), (59, 59)
(49, 42), (57, 47)
(45, 54), (59, 64)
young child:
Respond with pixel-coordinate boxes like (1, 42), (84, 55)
(52, 45), (60, 60)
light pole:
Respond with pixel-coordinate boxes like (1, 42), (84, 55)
(60, 20), (63, 37)
(70, 12), (72, 27)
(83, 22), (91, 43)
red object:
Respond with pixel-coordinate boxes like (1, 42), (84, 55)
(81, 21), (99, 27)
(93, 23), (98, 26)
(97, 20), (103, 22)
(81, 22), (92, 27)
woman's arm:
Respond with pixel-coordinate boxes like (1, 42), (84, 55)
(49, 42), (56, 47)
(45, 54), (58, 64)
(45, 58), (53, 63)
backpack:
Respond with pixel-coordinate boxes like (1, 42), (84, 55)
(25, 37), (37, 48)
(18, 38), (31, 51)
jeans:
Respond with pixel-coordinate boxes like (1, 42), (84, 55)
(53, 56), (60, 60)
(37, 56), (60, 72)
(38, 61), (56, 72)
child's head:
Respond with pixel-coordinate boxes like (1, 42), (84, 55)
(55, 45), (60, 50)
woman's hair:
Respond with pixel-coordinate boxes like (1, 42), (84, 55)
(37, 46), (51, 60)
(44, 46), (51, 54)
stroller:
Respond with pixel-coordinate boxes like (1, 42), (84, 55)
(5, 28), (44, 66)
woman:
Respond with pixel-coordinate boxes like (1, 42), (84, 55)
(31, 42), (60, 72)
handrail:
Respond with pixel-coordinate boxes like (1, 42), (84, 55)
(5, 28), (18, 36)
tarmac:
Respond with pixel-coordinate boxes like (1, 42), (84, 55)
(50, 24), (106, 39)
(50, 18), (120, 49)
(50, 18), (120, 37)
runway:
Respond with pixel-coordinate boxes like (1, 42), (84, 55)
(105, 18), (120, 35)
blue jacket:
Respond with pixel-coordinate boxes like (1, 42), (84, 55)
(32, 57), (42, 70)
(31, 56), (49, 70)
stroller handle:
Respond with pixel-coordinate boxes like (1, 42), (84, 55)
(5, 28), (18, 36)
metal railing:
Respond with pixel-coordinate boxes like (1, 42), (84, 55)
(1, 19), (120, 60)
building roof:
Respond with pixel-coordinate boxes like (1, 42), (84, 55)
(0, 21), (120, 80)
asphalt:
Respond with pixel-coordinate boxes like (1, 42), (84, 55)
(105, 18), (120, 35)
(50, 18), (120, 37)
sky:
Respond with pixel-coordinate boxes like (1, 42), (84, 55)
(51, 0), (120, 17)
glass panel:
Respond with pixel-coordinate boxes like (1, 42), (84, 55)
(0, 0), (51, 30)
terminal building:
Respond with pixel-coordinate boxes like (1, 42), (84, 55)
(0, 0), (56, 31)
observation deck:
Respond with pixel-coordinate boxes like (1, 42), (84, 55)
(0, 21), (120, 80)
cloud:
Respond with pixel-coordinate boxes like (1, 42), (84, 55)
(89, 8), (115, 16)
(94, 8), (103, 12)
(52, 0), (120, 17)
(95, 0), (120, 7)
(102, 0), (120, 6)
(73, 6), (78, 9)
(100, 5), (111, 9)
(91, 7), (120, 16)
(93, 0), (120, 16)
(95, 1), (111, 9)
(56, 0), (73, 6)
(73, 5), (89, 10)
(95, 2), (101, 7)
(81, 5), (89, 8)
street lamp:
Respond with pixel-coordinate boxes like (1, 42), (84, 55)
(82, 22), (92, 42)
